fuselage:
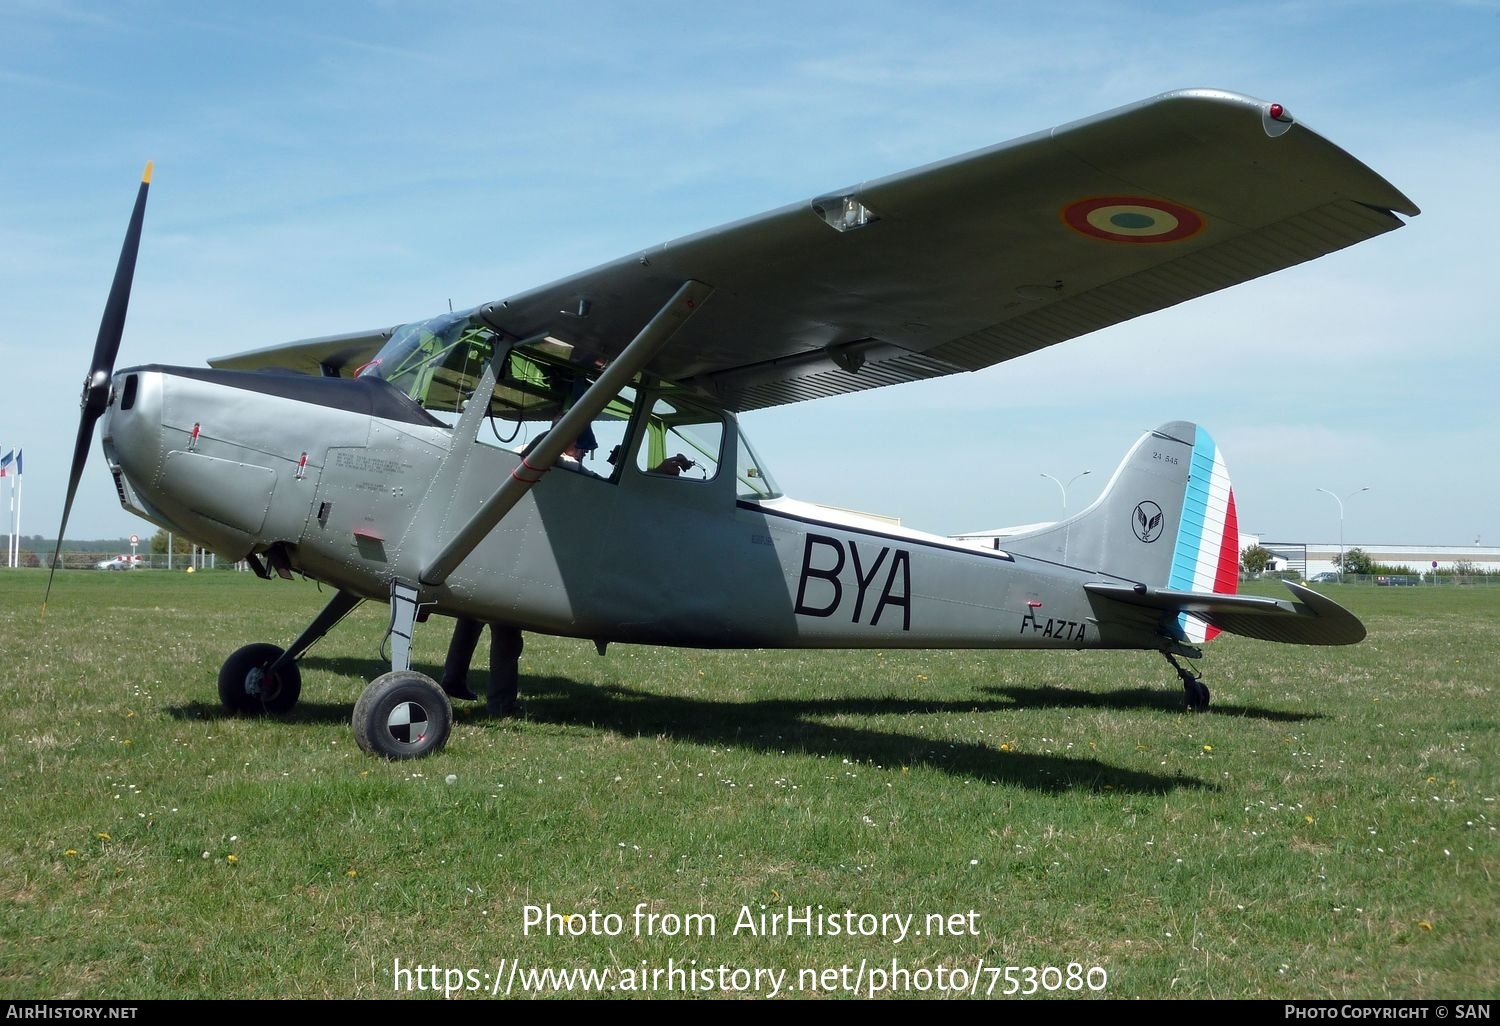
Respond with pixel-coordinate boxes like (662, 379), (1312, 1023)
(101, 364), (1161, 653)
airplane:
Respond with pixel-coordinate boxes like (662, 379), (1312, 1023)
(50, 88), (1418, 759)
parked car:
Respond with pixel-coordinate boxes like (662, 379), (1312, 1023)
(95, 554), (143, 571)
(1309, 572), (1340, 583)
(1375, 575), (1418, 586)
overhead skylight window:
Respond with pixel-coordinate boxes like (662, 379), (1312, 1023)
(811, 194), (878, 232)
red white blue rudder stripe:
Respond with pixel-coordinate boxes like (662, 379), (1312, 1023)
(1167, 425), (1239, 642)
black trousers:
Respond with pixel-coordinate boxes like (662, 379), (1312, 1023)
(442, 618), (523, 711)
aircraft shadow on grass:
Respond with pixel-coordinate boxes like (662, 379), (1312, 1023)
(165, 655), (1226, 795)
(978, 684), (1325, 723)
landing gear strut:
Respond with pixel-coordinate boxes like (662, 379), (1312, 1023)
(219, 589), (364, 716)
(351, 581), (452, 759)
(1163, 651), (1211, 712)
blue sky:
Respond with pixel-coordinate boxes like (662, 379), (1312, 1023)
(2, 0), (1496, 547)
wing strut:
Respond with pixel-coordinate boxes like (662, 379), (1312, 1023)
(418, 279), (713, 587)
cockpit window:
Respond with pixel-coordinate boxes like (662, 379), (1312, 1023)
(360, 311), (596, 426)
(361, 311), (635, 479)
(630, 393), (781, 498)
(357, 309), (496, 415)
(637, 396), (724, 481)
(359, 313), (780, 495)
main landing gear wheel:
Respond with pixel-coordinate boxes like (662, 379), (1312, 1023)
(218, 643), (302, 715)
(353, 670), (452, 760)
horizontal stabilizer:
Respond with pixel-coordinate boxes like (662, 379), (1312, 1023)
(1085, 580), (1366, 646)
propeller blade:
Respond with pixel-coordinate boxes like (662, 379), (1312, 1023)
(44, 163), (153, 610)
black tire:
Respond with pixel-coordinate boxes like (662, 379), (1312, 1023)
(353, 670), (452, 760)
(1187, 679), (1212, 712)
(218, 643), (302, 715)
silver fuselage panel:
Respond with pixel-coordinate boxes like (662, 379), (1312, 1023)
(101, 365), (1152, 652)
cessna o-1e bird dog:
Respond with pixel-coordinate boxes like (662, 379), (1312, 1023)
(54, 89), (1417, 758)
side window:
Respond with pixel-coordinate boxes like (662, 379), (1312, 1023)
(567, 385), (635, 481)
(636, 396), (724, 482)
(471, 345), (636, 483)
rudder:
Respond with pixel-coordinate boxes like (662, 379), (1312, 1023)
(1166, 424), (1239, 641)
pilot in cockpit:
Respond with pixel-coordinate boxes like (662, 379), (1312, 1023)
(556, 423), (599, 475)
(648, 453), (695, 476)
(517, 420), (601, 478)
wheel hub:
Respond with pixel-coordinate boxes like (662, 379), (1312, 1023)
(385, 701), (432, 747)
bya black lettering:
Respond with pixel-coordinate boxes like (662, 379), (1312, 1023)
(793, 535), (843, 618)
(794, 534), (911, 631)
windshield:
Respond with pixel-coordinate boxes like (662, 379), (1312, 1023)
(734, 428), (781, 500)
(358, 309), (585, 424)
(357, 309), (496, 415)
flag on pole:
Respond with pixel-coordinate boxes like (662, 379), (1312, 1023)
(3, 448), (10, 568)
(13, 449), (21, 568)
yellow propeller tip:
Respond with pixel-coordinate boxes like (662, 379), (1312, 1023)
(142, 161), (154, 184)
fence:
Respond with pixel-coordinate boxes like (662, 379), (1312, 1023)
(1258, 571), (1500, 587)
(7, 551), (248, 571)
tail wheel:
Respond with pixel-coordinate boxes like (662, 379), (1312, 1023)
(1188, 679), (1212, 712)
(219, 643), (302, 715)
(353, 670), (452, 760)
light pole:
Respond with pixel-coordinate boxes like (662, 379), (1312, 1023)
(1042, 470), (1091, 514)
(1316, 486), (1370, 580)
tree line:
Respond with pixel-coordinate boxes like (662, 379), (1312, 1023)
(1240, 544), (1498, 578)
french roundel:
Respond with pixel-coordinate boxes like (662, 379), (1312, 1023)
(1062, 196), (1206, 243)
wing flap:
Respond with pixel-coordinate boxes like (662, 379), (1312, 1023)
(1085, 580), (1366, 646)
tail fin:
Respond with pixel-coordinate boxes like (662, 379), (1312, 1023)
(1003, 421), (1239, 640)
(1006, 421), (1364, 649)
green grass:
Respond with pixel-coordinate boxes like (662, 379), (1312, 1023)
(1, 570), (1494, 999)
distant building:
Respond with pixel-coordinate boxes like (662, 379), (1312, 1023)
(1256, 540), (1500, 578)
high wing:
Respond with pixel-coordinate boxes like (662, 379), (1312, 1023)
(1085, 581), (1367, 646)
(212, 88), (1417, 411)
(209, 327), (395, 378)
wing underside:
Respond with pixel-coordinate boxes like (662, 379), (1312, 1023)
(1085, 580), (1367, 646)
(212, 89), (1417, 412)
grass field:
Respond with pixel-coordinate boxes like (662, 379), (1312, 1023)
(1, 569), (1494, 1000)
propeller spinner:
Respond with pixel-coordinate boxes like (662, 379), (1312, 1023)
(45, 162), (153, 608)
